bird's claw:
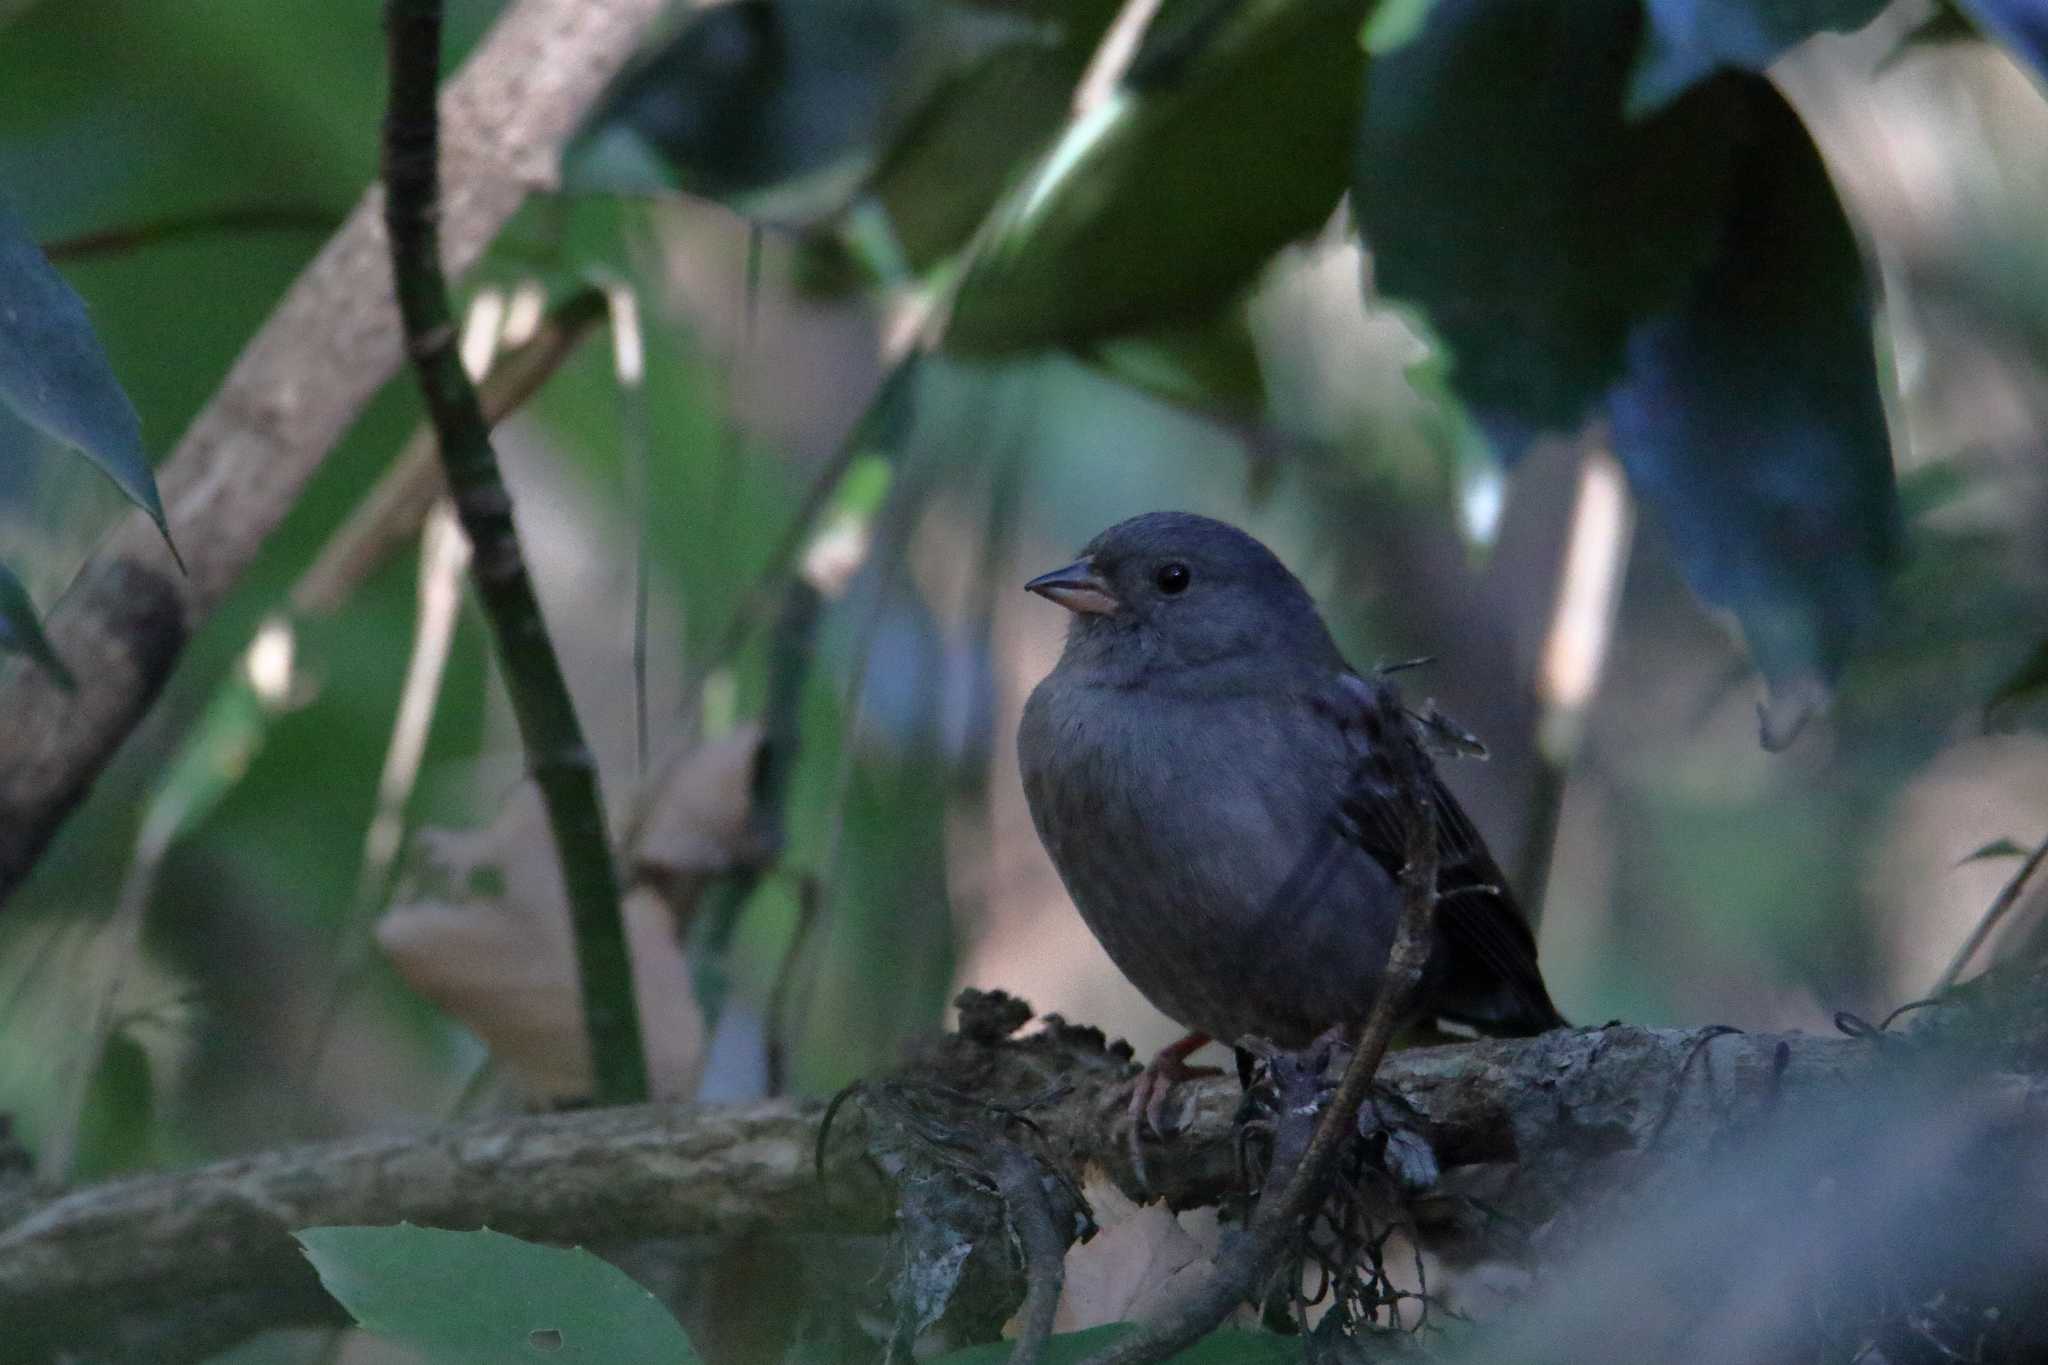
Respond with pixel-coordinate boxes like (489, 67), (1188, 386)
(1130, 1054), (1221, 1138)
(1125, 1040), (1222, 1191)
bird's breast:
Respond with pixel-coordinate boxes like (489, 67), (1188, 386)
(1019, 674), (1395, 1044)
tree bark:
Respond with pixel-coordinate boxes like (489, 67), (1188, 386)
(0, 0), (666, 906)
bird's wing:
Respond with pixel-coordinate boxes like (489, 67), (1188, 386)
(1298, 672), (1564, 1034)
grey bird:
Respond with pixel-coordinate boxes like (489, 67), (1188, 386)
(1018, 512), (1565, 1132)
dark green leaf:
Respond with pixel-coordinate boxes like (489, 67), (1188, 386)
(1606, 80), (1898, 742)
(865, 0), (1123, 273)
(563, 0), (900, 209)
(934, 1324), (1301, 1365)
(1959, 837), (2027, 865)
(1354, 0), (1745, 447)
(0, 561), (72, 688)
(1084, 310), (1268, 424)
(1628, 0), (1890, 114)
(1355, 1), (1896, 732)
(565, 0), (1092, 249)
(296, 1224), (700, 1365)
(0, 193), (167, 540)
(1986, 638), (2048, 719)
(71, 1028), (153, 1179)
(945, 0), (1368, 352)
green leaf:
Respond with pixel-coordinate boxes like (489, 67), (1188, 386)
(934, 1324), (1300, 1365)
(1355, 0), (1897, 732)
(71, 1028), (154, 1179)
(1363, 0), (1442, 53)
(1354, 0), (1745, 445)
(1987, 638), (2048, 720)
(1958, 838), (2027, 865)
(1605, 80), (1897, 741)
(0, 192), (169, 544)
(945, 0), (1368, 353)
(1628, 0), (1890, 115)
(565, 0), (1103, 253)
(0, 561), (72, 688)
(863, 0), (1124, 272)
(296, 1225), (700, 1365)
(562, 0), (900, 210)
(1084, 310), (1267, 423)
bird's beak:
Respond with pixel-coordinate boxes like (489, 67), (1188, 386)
(1024, 557), (1120, 616)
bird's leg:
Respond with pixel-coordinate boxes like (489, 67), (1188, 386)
(1130, 1032), (1222, 1138)
(1127, 1032), (1223, 1194)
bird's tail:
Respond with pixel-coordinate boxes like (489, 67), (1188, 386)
(1438, 973), (1569, 1037)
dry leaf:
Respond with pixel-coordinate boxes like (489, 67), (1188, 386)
(629, 723), (764, 914)
(1051, 1168), (1223, 1331)
(376, 784), (708, 1102)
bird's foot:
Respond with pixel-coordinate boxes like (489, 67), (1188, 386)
(1126, 1032), (1221, 1189)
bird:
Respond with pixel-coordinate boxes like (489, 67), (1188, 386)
(1016, 511), (1565, 1136)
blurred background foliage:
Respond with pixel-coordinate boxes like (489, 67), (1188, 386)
(0, 0), (2046, 1338)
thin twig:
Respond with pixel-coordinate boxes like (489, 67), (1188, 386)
(1935, 831), (2048, 994)
(290, 286), (609, 617)
(40, 840), (161, 1182)
(603, 281), (652, 777)
(677, 352), (922, 724)
(299, 503), (473, 1101)
(382, 0), (646, 1102)
(996, 1142), (1068, 1365)
(281, 287), (604, 1106)
(39, 204), (339, 264)
(764, 874), (823, 1096)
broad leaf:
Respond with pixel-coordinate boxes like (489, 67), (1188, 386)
(563, 0), (903, 210)
(563, 0), (1099, 254)
(1607, 80), (1898, 743)
(0, 560), (71, 687)
(1355, 1), (1897, 733)
(1986, 637), (2048, 721)
(864, 0), (1123, 274)
(945, 0), (1369, 352)
(1084, 310), (1268, 425)
(1354, 0), (1745, 447)
(0, 193), (167, 540)
(1628, 0), (1890, 114)
(1959, 837), (2027, 865)
(297, 1224), (700, 1365)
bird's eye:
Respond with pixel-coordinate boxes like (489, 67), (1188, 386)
(1154, 562), (1191, 594)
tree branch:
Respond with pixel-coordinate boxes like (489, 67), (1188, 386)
(0, 0), (666, 907)
(0, 1017), (1899, 1362)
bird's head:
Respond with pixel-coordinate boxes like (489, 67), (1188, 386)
(1025, 512), (1340, 679)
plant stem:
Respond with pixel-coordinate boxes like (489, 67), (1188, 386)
(381, 0), (647, 1103)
